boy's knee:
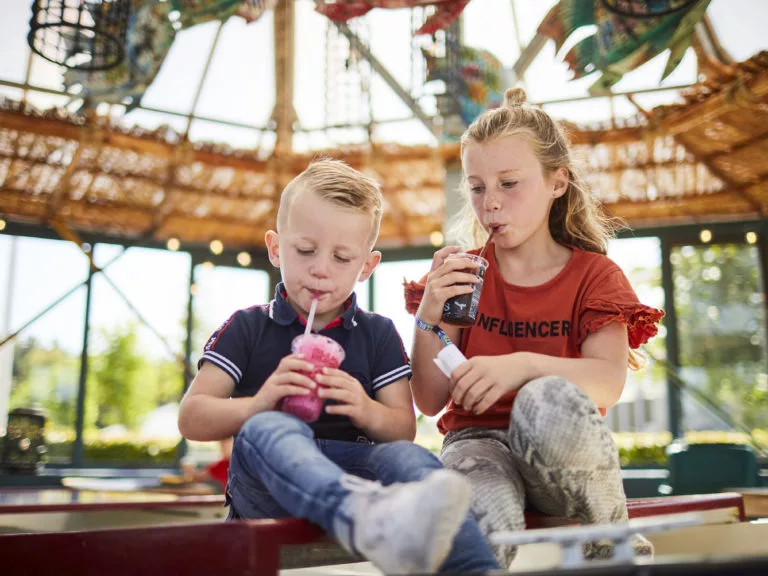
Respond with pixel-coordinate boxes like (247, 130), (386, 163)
(239, 411), (313, 443)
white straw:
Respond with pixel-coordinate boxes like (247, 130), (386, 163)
(304, 298), (318, 336)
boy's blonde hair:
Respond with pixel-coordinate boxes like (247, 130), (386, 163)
(450, 87), (620, 255)
(277, 158), (383, 247)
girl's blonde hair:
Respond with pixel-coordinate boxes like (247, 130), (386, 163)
(451, 89), (644, 370)
(450, 87), (621, 254)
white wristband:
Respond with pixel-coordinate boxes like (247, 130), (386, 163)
(433, 344), (468, 378)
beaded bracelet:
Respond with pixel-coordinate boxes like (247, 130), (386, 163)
(414, 315), (453, 347)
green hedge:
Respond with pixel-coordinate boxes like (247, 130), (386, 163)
(614, 430), (767, 466)
(41, 429), (767, 467)
(47, 439), (180, 465)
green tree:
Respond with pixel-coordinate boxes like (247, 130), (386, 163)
(92, 324), (148, 429)
(10, 337), (79, 428)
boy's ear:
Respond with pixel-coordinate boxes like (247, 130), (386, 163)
(265, 230), (280, 267)
(358, 250), (381, 282)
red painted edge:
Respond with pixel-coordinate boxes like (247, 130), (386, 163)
(0, 493), (746, 576)
(0, 494), (226, 515)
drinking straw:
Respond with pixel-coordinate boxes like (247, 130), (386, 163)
(478, 229), (495, 260)
(304, 297), (318, 336)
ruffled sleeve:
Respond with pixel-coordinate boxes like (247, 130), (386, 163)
(403, 278), (427, 315)
(578, 268), (665, 350)
(580, 299), (665, 349)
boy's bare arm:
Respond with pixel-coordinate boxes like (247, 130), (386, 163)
(179, 355), (317, 441)
(369, 378), (417, 442)
(178, 363), (254, 441)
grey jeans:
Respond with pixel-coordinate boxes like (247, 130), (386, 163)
(440, 376), (631, 568)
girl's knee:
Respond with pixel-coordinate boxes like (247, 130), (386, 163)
(511, 377), (615, 467)
(515, 376), (596, 417)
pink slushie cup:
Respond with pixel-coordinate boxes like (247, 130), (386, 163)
(280, 333), (345, 423)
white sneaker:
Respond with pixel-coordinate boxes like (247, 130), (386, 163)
(334, 469), (473, 574)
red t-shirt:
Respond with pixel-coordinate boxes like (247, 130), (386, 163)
(404, 243), (664, 434)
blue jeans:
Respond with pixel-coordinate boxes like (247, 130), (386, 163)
(227, 411), (500, 573)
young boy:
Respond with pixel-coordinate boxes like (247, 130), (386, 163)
(178, 160), (500, 574)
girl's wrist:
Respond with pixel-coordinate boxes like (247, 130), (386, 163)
(415, 314), (438, 332)
(415, 305), (442, 327)
(414, 315), (453, 347)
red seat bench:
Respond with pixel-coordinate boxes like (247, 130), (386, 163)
(0, 492), (746, 576)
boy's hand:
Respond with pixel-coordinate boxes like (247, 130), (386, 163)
(450, 355), (528, 415)
(417, 245), (480, 325)
(316, 368), (374, 428)
(251, 354), (317, 413)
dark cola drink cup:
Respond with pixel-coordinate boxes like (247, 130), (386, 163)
(441, 253), (488, 326)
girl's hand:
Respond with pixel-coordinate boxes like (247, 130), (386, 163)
(416, 246), (482, 325)
(450, 354), (529, 415)
(252, 354), (316, 412)
(316, 368), (374, 429)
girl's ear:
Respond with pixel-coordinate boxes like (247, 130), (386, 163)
(359, 250), (381, 282)
(551, 167), (569, 198)
(265, 230), (280, 267)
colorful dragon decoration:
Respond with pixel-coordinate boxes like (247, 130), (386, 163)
(539, 0), (712, 94)
(423, 40), (504, 141)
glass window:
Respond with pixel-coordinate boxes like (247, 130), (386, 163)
(672, 243), (767, 436)
(373, 259), (432, 355)
(0, 235), (89, 464)
(191, 264), (269, 367)
(373, 259), (439, 450)
(354, 279), (370, 311)
(607, 237), (668, 434)
(85, 244), (191, 466)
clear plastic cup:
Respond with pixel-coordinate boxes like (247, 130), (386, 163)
(441, 253), (488, 326)
(280, 333), (345, 423)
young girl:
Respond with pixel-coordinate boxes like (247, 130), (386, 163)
(405, 88), (664, 567)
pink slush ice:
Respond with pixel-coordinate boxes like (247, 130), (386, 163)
(280, 333), (345, 423)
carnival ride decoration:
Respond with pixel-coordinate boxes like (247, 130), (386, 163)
(538, 0), (712, 95)
(28, 0), (132, 72)
(314, 0), (471, 37)
(423, 39), (503, 141)
(63, 0), (274, 111)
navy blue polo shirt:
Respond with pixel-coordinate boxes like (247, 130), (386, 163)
(198, 283), (412, 442)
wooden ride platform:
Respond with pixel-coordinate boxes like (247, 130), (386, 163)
(0, 491), (752, 575)
(0, 488), (227, 534)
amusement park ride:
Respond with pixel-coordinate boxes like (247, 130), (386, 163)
(0, 1), (766, 573)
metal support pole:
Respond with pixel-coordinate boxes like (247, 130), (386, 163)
(660, 235), (683, 439)
(72, 253), (95, 466)
(183, 256), (196, 395)
(754, 222), (768, 375)
(267, 266), (282, 297)
(177, 254), (197, 462)
(367, 273), (376, 313)
(0, 237), (18, 434)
